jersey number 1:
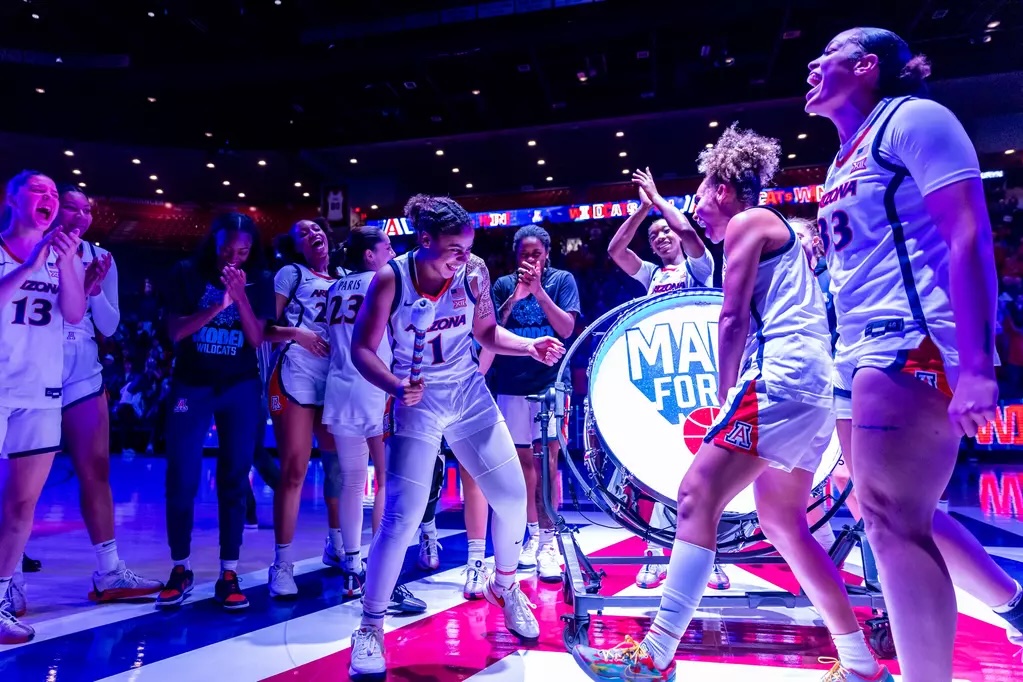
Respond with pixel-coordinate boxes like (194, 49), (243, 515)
(428, 334), (445, 364)
(12, 297), (53, 326)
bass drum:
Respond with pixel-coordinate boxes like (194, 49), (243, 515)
(579, 288), (842, 552)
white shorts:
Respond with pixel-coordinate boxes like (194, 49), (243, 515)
(386, 372), (504, 448)
(0, 406), (62, 459)
(496, 394), (557, 449)
(62, 340), (104, 410)
(706, 370), (835, 473)
(268, 348), (328, 413)
(833, 336), (954, 421)
(323, 377), (387, 439)
(327, 417), (385, 439)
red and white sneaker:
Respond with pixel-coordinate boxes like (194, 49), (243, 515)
(636, 548), (667, 589)
(89, 561), (164, 602)
(484, 576), (539, 640)
(707, 563), (730, 590)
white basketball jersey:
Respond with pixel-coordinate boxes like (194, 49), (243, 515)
(276, 263), (336, 371)
(64, 242), (109, 345)
(0, 242), (65, 408)
(820, 96), (962, 372)
(388, 251), (478, 385)
(740, 207), (833, 406)
(322, 270), (391, 423)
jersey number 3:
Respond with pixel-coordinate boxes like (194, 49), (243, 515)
(818, 210), (853, 253)
(328, 295), (364, 324)
(12, 297), (53, 326)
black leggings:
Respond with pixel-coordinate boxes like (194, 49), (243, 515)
(420, 453), (445, 525)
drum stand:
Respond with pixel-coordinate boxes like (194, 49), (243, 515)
(528, 387), (895, 659)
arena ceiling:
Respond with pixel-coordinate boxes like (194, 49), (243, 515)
(1, 0), (1021, 208)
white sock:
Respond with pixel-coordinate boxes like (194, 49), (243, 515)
(343, 550), (361, 573)
(420, 519), (437, 537)
(642, 539), (716, 670)
(95, 540), (120, 574)
(468, 539), (486, 564)
(173, 557), (191, 571)
(832, 630), (880, 677)
(275, 543), (294, 564)
(328, 528), (343, 550)
(220, 560), (239, 574)
(526, 522), (539, 539)
(994, 580), (1023, 612)
(539, 527), (556, 548)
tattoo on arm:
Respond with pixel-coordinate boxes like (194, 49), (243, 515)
(468, 254), (494, 319)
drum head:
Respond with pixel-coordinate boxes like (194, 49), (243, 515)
(588, 288), (840, 513)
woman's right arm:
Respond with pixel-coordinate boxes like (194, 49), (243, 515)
(607, 201), (651, 277)
(167, 305), (225, 343)
(352, 265), (402, 395)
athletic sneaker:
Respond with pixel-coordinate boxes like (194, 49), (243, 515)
(21, 553), (41, 573)
(155, 565), (194, 608)
(215, 570), (249, 610)
(342, 566), (366, 598)
(636, 548), (667, 589)
(268, 561), (298, 599)
(389, 584), (427, 614)
(572, 636), (675, 681)
(9, 571), (26, 617)
(322, 536), (342, 569)
(417, 531), (442, 571)
(819, 658), (894, 681)
(997, 591), (1023, 646)
(0, 595), (33, 645)
(89, 561), (163, 602)
(484, 576), (539, 640)
(707, 563), (730, 590)
(463, 559), (488, 600)
(518, 534), (539, 569)
(349, 625), (386, 678)
(536, 542), (562, 583)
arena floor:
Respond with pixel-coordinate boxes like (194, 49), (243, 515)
(2, 455), (1021, 681)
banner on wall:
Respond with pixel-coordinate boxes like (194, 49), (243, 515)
(366, 183), (826, 235)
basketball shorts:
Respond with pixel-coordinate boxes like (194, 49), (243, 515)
(386, 372), (504, 448)
(62, 338), (104, 409)
(268, 350), (328, 413)
(496, 394), (557, 449)
(325, 404), (386, 439)
(706, 372), (835, 473)
(833, 336), (954, 420)
(0, 406), (61, 459)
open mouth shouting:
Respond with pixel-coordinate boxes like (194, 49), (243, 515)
(806, 71), (822, 102)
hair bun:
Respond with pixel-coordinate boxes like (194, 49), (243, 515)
(403, 194), (432, 224)
(901, 54), (931, 82)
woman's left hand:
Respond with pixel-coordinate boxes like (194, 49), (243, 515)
(221, 265), (248, 302)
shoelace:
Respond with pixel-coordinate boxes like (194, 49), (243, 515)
(507, 584), (537, 612)
(355, 628), (383, 658)
(392, 584), (415, 602)
(115, 568), (146, 587)
(817, 657), (847, 681)
(421, 535), (443, 556)
(0, 598), (21, 624)
(596, 636), (648, 665)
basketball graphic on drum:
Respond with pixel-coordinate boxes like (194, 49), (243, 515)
(588, 288), (840, 513)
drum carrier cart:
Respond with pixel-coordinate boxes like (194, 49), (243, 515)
(528, 294), (895, 658)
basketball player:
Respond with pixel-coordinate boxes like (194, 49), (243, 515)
(56, 186), (163, 602)
(348, 194), (565, 678)
(808, 29), (1021, 676)
(573, 127), (892, 681)
(476, 224), (580, 587)
(158, 213), (275, 611)
(0, 171), (86, 644)
(263, 219), (342, 598)
(618, 169), (730, 591)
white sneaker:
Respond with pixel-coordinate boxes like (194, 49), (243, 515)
(417, 531), (442, 571)
(635, 548), (667, 589)
(268, 561), (298, 599)
(484, 577), (539, 640)
(518, 534), (539, 569)
(349, 625), (386, 677)
(536, 542), (562, 583)
(322, 536), (342, 569)
(89, 561), (164, 602)
(463, 559), (488, 600)
(0, 595), (33, 645)
(9, 571), (26, 617)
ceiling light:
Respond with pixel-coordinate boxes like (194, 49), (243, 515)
(705, 143), (714, 148)
(797, 133), (807, 139)
(451, 168), (460, 173)
(257, 160), (267, 166)
(131, 158), (141, 164)
(293, 181), (302, 187)
(249, 206), (257, 212)
(615, 131), (624, 137)
(149, 175), (158, 181)
(787, 153), (797, 159)
(77, 182), (86, 187)
(622, 169), (630, 174)
(206, 162), (215, 169)
(35, 87), (45, 94)
(465, 183), (473, 189)
(238, 193), (246, 198)
(349, 158), (358, 164)
(619, 151), (627, 157)
(471, 89), (480, 95)
(164, 203), (172, 209)
(147, 11), (155, 18)
(147, 97), (157, 103)
(72, 169), (81, 175)
(370, 204), (379, 210)
(809, 112), (818, 117)
(302, 192), (310, 197)
(709, 121), (719, 128)
(576, 72), (588, 82)
(31, 13), (39, 20)
(435, 149), (444, 156)
(223, 180), (231, 186)
(982, 35), (992, 43)
(537, 159), (546, 165)
(205, 132), (213, 138)
(274, 0), (282, 5)
(546, 176), (553, 182)
(1006, 149), (1016, 155)
(155, 189), (163, 195)
(988, 20), (1001, 29)
(64, 150), (74, 157)
(527, 140), (537, 147)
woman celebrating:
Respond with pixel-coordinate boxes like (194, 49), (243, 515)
(57, 186), (163, 603)
(573, 127), (892, 682)
(323, 226), (395, 597)
(0, 171), (85, 644)
(157, 213), (275, 611)
(348, 194), (565, 678)
(264, 219), (340, 598)
(808, 29), (1019, 678)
